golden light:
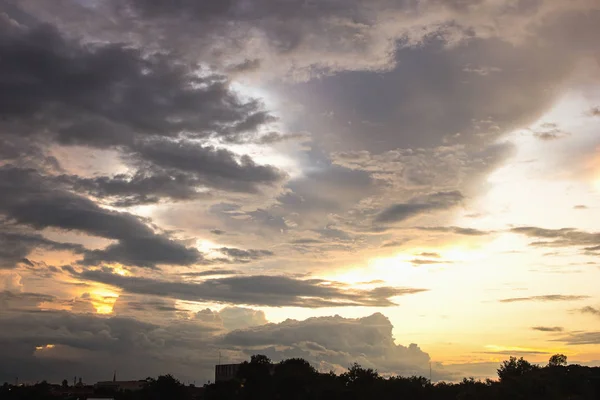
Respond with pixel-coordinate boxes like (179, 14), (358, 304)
(89, 288), (119, 314)
(35, 344), (56, 351)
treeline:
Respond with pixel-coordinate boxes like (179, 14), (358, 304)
(2, 354), (600, 399)
(205, 354), (600, 400)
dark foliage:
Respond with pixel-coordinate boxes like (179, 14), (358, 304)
(2, 354), (600, 400)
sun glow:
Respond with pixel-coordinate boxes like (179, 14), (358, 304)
(35, 344), (56, 351)
(90, 288), (119, 314)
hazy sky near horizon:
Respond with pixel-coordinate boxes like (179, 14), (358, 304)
(1, 0), (600, 384)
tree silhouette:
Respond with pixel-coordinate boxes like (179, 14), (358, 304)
(548, 353), (568, 367)
(497, 356), (539, 381)
(61, 378), (68, 388)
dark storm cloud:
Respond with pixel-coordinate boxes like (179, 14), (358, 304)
(532, 326), (564, 332)
(0, 166), (202, 268)
(0, 228), (85, 269)
(376, 191), (464, 224)
(499, 295), (590, 303)
(75, 270), (427, 308)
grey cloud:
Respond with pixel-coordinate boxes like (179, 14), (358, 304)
(376, 191), (464, 224)
(410, 259), (451, 266)
(579, 306), (600, 317)
(0, 22), (271, 146)
(0, 228), (85, 269)
(481, 350), (550, 355)
(218, 307), (268, 331)
(64, 170), (209, 207)
(499, 295), (590, 303)
(180, 268), (240, 277)
(511, 227), (600, 250)
(531, 123), (571, 141)
(556, 331), (600, 346)
(0, 166), (202, 268)
(219, 247), (275, 262)
(35, 0), (598, 82)
(75, 269), (427, 308)
(132, 139), (284, 193)
(0, 17), (284, 203)
(532, 326), (564, 332)
(418, 252), (441, 258)
(587, 106), (600, 117)
(415, 226), (490, 236)
(0, 308), (218, 383)
(221, 312), (431, 376)
(0, 290), (55, 311)
(0, 301), (432, 384)
(574, 205), (588, 209)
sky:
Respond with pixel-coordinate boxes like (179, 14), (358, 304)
(1, 0), (600, 385)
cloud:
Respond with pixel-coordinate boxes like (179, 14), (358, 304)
(532, 326), (564, 332)
(0, 303), (432, 383)
(415, 226), (490, 236)
(74, 269), (427, 308)
(375, 191), (464, 224)
(418, 252), (441, 258)
(0, 19), (285, 205)
(531, 122), (571, 141)
(574, 205), (588, 209)
(586, 106), (600, 117)
(579, 306), (600, 317)
(511, 227), (600, 250)
(218, 307), (268, 331)
(27, 0), (599, 82)
(556, 331), (600, 345)
(0, 23), (272, 146)
(499, 295), (590, 303)
(410, 259), (450, 266)
(220, 312), (431, 376)
(180, 269), (240, 277)
(218, 247), (275, 263)
(0, 227), (85, 269)
(0, 166), (203, 268)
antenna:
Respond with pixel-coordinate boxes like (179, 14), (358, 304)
(429, 362), (432, 382)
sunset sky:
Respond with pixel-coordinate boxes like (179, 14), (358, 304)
(1, 0), (600, 384)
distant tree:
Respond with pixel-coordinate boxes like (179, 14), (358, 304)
(142, 374), (185, 400)
(250, 354), (272, 365)
(497, 357), (539, 381)
(548, 353), (568, 367)
(341, 363), (380, 385)
(61, 379), (68, 388)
